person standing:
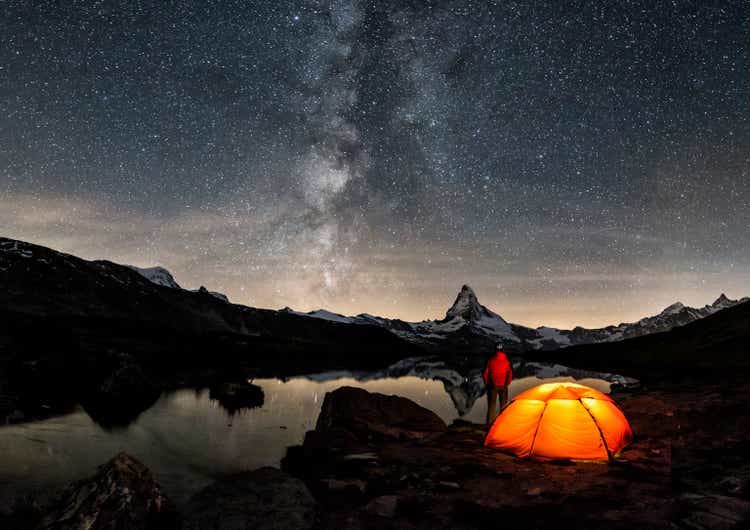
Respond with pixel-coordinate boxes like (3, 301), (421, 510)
(483, 342), (513, 426)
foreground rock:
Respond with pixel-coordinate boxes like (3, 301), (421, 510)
(183, 467), (316, 530)
(37, 452), (179, 530)
(316, 386), (447, 440)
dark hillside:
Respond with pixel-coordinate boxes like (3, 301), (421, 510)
(528, 299), (750, 383)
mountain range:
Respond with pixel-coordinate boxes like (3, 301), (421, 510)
(3, 236), (744, 361)
(283, 284), (747, 353)
(0, 236), (421, 424)
(1, 235), (748, 425)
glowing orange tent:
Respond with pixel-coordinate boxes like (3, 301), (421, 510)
(484, 382), (632, 461)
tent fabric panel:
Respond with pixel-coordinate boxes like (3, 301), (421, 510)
(514, 382), (613, 403)
(581, 398), (633, 455)
(529, 399), (609, 460)
(513, 382), (564, 402)
(484, 400), (546, 457)
(548, 386), (581, 400)
(575, 386), (614, 402)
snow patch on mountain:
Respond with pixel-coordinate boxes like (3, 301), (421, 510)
(660, 302), (685, 316)
(527, 326), (572, 349)
(127, 264), (230, 302)
(281, 307), (355, 323)
(191, 286), (230, 303)
(126, 265), (181, 289)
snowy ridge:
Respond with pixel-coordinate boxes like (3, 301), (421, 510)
(126, 264), (230, 303)
(281, 307), (355, 323)
(0, 238), (231, 303)
(125, 265), (181, 289)
(191, 286), (230, 303)
(2, 237), (745, 355)
(283, 284), (749, 353)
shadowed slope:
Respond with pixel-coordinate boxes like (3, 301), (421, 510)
(528, 299), (750, 383)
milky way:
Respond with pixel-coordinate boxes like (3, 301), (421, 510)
(1, 1), (749, 327)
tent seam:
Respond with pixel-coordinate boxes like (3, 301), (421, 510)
(578, 398), (613, 462)
(527, 401), (548, 458)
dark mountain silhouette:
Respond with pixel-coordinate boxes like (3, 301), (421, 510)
(527, 297), (750, 383)
(0, 237), (423, 425)
(287, 283), (747, 354)
(2, 235), (747, 423)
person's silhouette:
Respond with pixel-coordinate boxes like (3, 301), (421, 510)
(483, 342), (513, 425)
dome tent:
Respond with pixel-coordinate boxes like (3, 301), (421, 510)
(484, 382), (632, 461)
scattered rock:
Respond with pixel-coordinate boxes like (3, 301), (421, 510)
(718, 476), (745, 496)
(680, 493), (750, 529)
(438, 481), (461, 490)
(364, 495), (399, 518)
(209, 381), (264, 414)
(37, 452), (178, 530)
(316, 386), (447, 440)
(525, 486), (543, 496)
(342, 452), (378, 461)
(320, 478), (367, 494)
(184, 467), (316, 530)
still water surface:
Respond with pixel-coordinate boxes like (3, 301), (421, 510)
(0, 374), (610, 506)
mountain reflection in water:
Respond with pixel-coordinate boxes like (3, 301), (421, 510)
(0, 372), (614, 507)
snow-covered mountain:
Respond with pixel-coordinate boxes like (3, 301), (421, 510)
(4, 236), (745, 360)
(191, 286), (230, 303)
(558, 293), (748, 347)
(283, 285), (749, 353)
(126, 264), (230, 303)
(125, 265), (181, 289)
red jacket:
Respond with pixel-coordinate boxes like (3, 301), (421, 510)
(483, 351), (512, 387)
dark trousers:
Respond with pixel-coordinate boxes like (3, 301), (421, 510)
(486, 384), (509, 425)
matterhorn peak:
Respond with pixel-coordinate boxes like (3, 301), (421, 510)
(446, 285), (481, 320)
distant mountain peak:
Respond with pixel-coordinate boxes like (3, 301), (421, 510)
(443, 284), (510, 331)
(126, 265), (181, 289)
(712, 293), (732, 307)
(194, 286), (230, 303)
(446, 285), (481, 321)
(660, 302), (685, 316)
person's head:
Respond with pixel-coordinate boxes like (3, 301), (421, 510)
(496, 341), (504, 352)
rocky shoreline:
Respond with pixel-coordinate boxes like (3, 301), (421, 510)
(3, 380), (748, 529)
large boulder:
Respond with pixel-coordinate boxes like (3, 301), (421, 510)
(183, 467), (316, 530)
(316, 386), (447, 440)
(209, 381), (264, 414)
(80, 354), (162, 428)
(37, 452), (178, 530)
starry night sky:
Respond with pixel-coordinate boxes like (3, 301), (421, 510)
(2, 1), (749, 327)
